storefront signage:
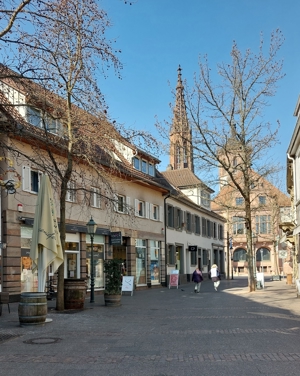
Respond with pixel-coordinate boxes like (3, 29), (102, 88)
(110, 231), (122, 245)
(169, 270), (179, 289)
(122, 276), (134, 296)
(188, 245), (197, 252)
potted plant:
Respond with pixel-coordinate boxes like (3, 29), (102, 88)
(104, 259), (122, 307)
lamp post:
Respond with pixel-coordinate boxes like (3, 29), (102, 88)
(252, 232), (258, 282)
(86, 216), (97, 303)
(229, 237), (233, 280)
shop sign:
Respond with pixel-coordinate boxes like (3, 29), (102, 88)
(110, 231), (122, 245)
(188, 245), (197, 252)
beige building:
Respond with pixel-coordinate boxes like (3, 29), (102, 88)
(0, 69), (171, 294)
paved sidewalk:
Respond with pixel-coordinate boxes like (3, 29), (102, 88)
(1, 277), (300, 376)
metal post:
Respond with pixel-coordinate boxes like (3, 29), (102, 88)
(90, 233), (95, 303)
(231, 252), (234, 280)
(260, 249), (263, 273)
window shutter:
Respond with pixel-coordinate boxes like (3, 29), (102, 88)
(191, 214), (195, 233)
(113, 194), (118, 211)
(126, 196), (131, 214)
(135, 199), (139, 216)
(149, 203), (153, 220)
(145, 202), (150, 219)
(22, 166), (31, 191)
(159, 206), (163, 222)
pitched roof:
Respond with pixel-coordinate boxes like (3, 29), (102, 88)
(161, 168), (214, 193)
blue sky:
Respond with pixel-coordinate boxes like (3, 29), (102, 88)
(99, 0), (300, 190)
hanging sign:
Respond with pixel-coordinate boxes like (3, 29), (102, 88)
(188, 245), (197, 252)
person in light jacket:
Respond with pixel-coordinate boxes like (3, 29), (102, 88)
(192, 267), (203, 293)
(209, 264), (221, 291)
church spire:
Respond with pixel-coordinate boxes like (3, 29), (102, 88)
(169, 65), (194, 172)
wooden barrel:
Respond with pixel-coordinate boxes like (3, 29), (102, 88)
(64, 279), (86, 310)
(18, 292), (47, 326)
(104, 294), (122, 307)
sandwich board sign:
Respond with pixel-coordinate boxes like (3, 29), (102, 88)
(169, 270), (179, 289)
(122, 276), (134, 296)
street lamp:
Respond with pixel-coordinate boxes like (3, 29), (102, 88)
(229, 237), (234, 280)
(86, 216), (97, 303)
(252, 232), (258, 281)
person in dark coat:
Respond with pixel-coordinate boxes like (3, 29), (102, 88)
(192, 267), (203, 293)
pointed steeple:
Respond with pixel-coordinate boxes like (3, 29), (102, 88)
(169, 65), (194, 172)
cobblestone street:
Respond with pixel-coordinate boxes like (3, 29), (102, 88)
(1, 277), (300, 376)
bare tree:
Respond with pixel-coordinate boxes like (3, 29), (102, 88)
(0, 0), (32, 39)
(0, 0), (127, 310)
(180, 30), (285, 291)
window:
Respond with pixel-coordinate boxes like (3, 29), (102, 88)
(167, 205), (174, 228)
(27, 106), (41, 127)
(150, 204), (159, 220)
(259, 196), (266, 205)
(150, 240), (160, 284)
(201, 190), (210, 208)
(174, 207), (183, 229)
(202, 249), (208, 265)
(236, 197), (244, 206)
(233, 248), (247, 262)
(132, 156), (156, 177)
(256, 215), (271, 234)
(167, 244), (175, 264)
(186, 212), (192, 232)
(91, 187), (101, 208)
(233, 216), (245, 235)
(202, 217), (207, 236)
(135, 199), (145, 217)
(133, 156), (140, 170)
(256, 248), (271, 261)
(22, 166), (42, 193)
(141, 160), (147, 174)
(66, 181), (76, 202)
(136, 239), (146, 285)
(195, 215), (201, 235)
(117, 195), (125, 213)
(148, 163), (155, 177)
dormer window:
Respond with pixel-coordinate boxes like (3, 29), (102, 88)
(26, 106), (63, 135)
(132, 156), (155, 177)
(201, 190), (210, 208)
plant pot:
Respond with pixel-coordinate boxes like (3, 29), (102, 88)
(104, 294), (122, 307)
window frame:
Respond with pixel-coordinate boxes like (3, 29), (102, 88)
(91, 187), (101, 208)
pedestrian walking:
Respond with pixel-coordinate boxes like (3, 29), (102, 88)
(192, 267), (203, 293)
(209, 264), (221, 291)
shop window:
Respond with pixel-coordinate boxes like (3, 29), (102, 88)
(86, 244), (104, 289)
(150, 240), (160, 284)
(136, 239), (146, 285)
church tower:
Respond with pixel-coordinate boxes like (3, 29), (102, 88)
(168, 65), (194, 172)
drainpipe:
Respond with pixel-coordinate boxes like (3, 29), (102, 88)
(163, 193), (170, 287)
(287, 153), (298, 280)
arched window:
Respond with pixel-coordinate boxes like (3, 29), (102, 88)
(256, 248), (270, 261)
(233, 248), (247, 262)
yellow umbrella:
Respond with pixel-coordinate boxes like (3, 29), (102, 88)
(30, 175), (63, 292)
